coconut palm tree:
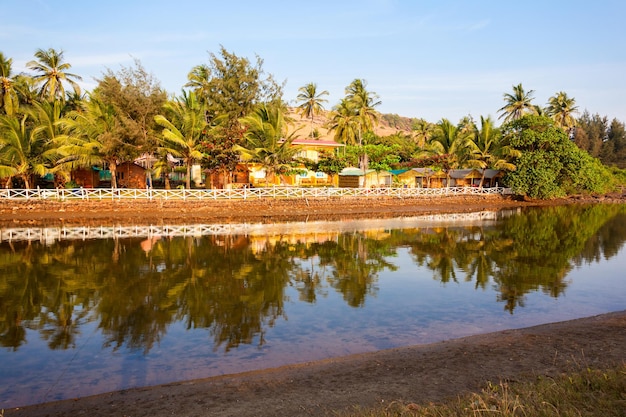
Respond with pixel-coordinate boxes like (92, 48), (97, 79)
(237, 102), (302, 186)
(545, 91), (579, 131)
(411, 118), (435, 147)
(0, 52), (19, 116)
(26, 48), (82, 102)
(466, 116), (518, 186)
(345, 79), (381, 146)
(328, 98), (359, 145)
(422, 118), (471, 186)
(498, 83), (537, 123)
(185, 64), (212, 105)
(0, 110), (56, 188)
(57, 96), (124, 188)
(296, 82), (329, 138)
(154, 91), (208, 189)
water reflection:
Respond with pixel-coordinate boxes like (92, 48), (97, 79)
(1, 204), (625, 407)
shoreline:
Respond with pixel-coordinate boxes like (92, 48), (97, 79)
(2, 193), (623, 228)
(7, 311), (626, 417)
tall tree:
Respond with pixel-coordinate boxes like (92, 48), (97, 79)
(57, 96), (124, 188)
(296, 82), (329, 138)
(186, 46), (284, 186)
(345, 78), (381, 147)
(96, 59), (167, 185)
(411, 118), (435, 147)
(340, 79), (381, 185)
(421, 118), (471, 186)
(0, 52), (19, 116)
(26, 48), (82, 102)
(0, 111), (56, 188)
(573, 111), (607, 157)
(466, 116), (518, 186)
(328, 98), (359, 145)
(154, 91), (208, 189)
(237, 102), (301, 186)
(498, 83), (537, 123)
(545, 91), (579, 131)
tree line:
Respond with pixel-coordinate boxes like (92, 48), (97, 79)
(1, 47), (624, 198)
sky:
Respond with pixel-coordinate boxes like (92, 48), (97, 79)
(2, 0), (625, 124)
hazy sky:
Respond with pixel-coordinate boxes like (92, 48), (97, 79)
(2, 0), (625, 124)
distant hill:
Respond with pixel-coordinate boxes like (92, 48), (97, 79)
(287, 108), (415, 141)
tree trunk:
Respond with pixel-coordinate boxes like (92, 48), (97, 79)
(109, 161), (118, 189)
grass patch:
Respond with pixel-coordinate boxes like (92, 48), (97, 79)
(337, 364), (626, 417)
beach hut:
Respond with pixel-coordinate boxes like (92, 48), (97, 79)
(338, 167), (392, 188)
(450, 169), (483, 187)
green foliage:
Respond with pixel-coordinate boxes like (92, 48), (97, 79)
(313, 150), (354, 175)
(364, 144), (401, 172)
(608, 166), (626, 186)
(503, 115), (614, 198)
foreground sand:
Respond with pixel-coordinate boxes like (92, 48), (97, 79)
(7, 312), (626, 417)
(3, 194), (626, 416)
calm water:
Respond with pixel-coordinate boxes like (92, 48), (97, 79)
(1, 204), (625, 408)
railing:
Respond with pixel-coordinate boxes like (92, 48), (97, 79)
(0, 211), (512, 243)
(0, 186), (510, 201)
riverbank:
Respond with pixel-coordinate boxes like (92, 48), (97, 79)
(6, 311), (626, 417)
(2, 193), (625, 227)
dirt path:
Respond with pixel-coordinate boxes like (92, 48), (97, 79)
(7, 311), (626, 417)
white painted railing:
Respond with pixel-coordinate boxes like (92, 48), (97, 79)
(0, 211), (516, 243)
(0, 186), (509, 201)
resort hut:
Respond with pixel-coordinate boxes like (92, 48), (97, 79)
(71, 167), (101, 188)
(481, 169), (505, 187)
(116, 162), (147, 189)
(338, 167), (392, 188)
(449, 169), (482, 187)
(338, 167), (363, 188)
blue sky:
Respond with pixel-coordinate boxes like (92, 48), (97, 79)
(2, 0), (625, 124)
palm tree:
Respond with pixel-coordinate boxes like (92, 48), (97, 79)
(154, 90), (208, 189)
(237, 102), (302, 186)
(0, 111), (56, 188)
(26, 48), (82, 102)
(345, 79), (381, 146)
(498, 83), (537, 123)
(57, 96), (123, 188)
(343, 79), (381, 185)
(296, 82), (329, 138)
(466, 116), (518, 186)
(0, 52), (19, 116)
(545, 91), (579, 131)
(327, 98), (359, 145)
(411, 118), (435, 147)
(185, 64), (212, 105)
(422, 118), (471, 186)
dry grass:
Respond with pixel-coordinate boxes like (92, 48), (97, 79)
(337, 364), (626, 417)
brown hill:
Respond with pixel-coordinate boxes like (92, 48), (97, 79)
(287, 108), (415, 141)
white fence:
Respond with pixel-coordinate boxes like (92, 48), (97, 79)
(0, 211), (512, 243)
(0, 186), (510, 201)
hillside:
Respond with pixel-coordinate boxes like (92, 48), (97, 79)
(287, 108), (415, 141)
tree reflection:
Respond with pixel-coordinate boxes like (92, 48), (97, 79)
(0, 203), (625, 353)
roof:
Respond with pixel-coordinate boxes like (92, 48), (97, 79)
(450, 169), (482, 179)
(289, 138), (345, 147)
(389, 169), (409, 175)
